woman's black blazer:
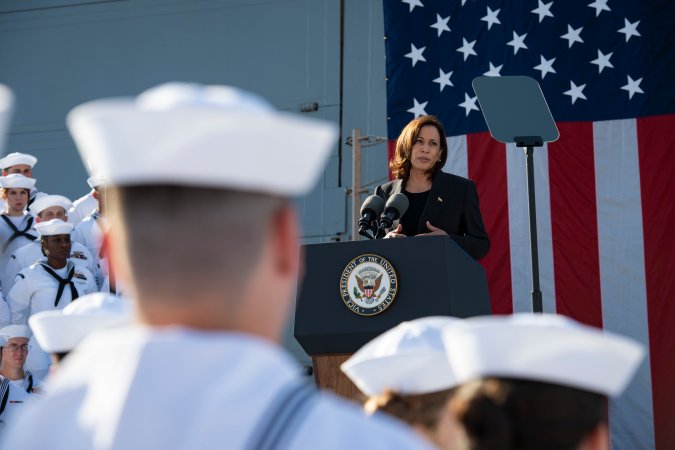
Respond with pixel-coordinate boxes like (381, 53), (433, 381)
(375, 171), (490, 260)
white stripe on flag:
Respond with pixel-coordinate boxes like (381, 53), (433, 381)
(593, 119), (654, 449)
(506, 143), (556, 313)
(444, 135), (468, 178)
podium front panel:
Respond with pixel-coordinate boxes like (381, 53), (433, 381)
(294, 236), (490, 355)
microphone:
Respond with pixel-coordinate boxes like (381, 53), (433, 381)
(358, 195), (385, 239)
(377, 193), (409, 238)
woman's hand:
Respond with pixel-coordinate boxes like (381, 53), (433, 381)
(417, 221), (448, 237)
(384, 224), (406, 239)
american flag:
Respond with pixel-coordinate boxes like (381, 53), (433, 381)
(384, 0), (675, 448)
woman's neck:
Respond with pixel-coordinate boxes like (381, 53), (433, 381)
(406, 169), (432, 193)
(4, 208), (24, 217)
(47, 257), (67, 269)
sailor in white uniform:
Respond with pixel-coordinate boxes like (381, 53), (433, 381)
(0, 83), (434, 450)
(7, 219), (97, 325)
(342, 317), (463, 450)
(0, 174), (38, 297)
(29, 292), (131, 372)
(71, 174), (108, 287)
(3, 195), (96, 294)
(7, 219), (97, 378)
(67, 174), (102, 226)
(0, 325), (40, 430)
(0, 153), (47, 214)
(440, 314), (645, 450)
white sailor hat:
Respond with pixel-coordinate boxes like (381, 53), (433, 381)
(67, 82), (338, 196)
(35, 218), (74, 236)
(0, 84), (13, 155)
(0, 152), (37, 169)
(0, 173), (36, 189)
(0, 324), (32, 345)
(29, 293), (132, 353)
(30, 195), (73, 216)
(442, 313), (644, 397)
(341, 316), (461, 396)
(87, 173), (107, 189)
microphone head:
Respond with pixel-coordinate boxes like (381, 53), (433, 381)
(361, 195), (385, 216)
(384, 193), (409, 219)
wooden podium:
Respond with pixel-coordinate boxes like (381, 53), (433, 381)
(294, 236), (491, 403)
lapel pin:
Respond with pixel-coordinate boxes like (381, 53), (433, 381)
(437, 196), (443, 203)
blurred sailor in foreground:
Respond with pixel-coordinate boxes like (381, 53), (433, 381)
(342, 317), (462, 450)
(1, 83), (434, 450)
(0, 85), (12, 155)
(442, 314), (644, 450)
(29, 292), (131, 372)
(0, 325), (40, 430)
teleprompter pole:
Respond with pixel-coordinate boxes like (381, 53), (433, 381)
(524, 146), (543, 313)
(472, 75), (559, 314)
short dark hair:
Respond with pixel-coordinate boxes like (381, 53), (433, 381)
(112, 185), (287, 304)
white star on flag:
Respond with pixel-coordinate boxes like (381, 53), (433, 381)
(563, 81), (588, 104)
(401, 0), (423, 13)
(430, 14), (450, 37)
(561, 24), (584, 48)
(407, 98), (428, 117)
(481, 7), (501, 30)
(404, 43), (426, 67)
(618, 18), (641, 42)
(531, 0), (554, 23)
(457, 38), (478, 61)
(458, 93), (480, 116)
(483, 62), (503, 77)
(534, 55), (557, 79)
(621, 75), (644, 99)
(590, 49), (614, 73)
(507, 31), (528, 55)
(588, 0), (611, 17)
(432, 68), (454, 91)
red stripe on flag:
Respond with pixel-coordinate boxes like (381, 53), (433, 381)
(467, 131), (513, 315)
(637, 114), (675, 450)
(547, 122), (603, 327)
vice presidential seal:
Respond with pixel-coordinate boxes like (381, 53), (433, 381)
(340, 254), (398, 316)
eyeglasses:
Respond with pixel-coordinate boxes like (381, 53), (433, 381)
(5, 344), (30, 352)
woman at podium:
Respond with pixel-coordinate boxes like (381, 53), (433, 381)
(375, 115), (490, 259)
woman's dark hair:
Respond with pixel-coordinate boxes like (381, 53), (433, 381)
(451, 378), (607, 450)
(389, 115), (448, 180)
(364, 388), (456, 431)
